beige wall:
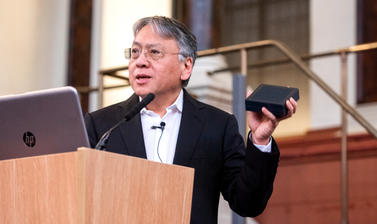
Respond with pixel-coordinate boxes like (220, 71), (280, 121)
(310, 0), (377, 133)
(0, 0), (70, 95)
(310, 0), (356, 129)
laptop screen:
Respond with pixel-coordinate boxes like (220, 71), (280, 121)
(0, 86), (90, 160)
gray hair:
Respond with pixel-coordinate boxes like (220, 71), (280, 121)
(133, 16), (197, 87)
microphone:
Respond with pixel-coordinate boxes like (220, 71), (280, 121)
(151, 122), (166, 130)
(95, 93), (155, 150)
(124, 93), (155, 121)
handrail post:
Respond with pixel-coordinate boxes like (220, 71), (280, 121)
(231, 48), (248, 224)
(241, 48), (248, 76)
(98, 72), (104, 108)
(340, 51), (349, 224)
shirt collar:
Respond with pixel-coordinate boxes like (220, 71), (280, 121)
(140, 89), (183, 114)
(168, 89), (183, 112)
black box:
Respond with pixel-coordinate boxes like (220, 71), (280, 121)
(245, 84), (299, 118)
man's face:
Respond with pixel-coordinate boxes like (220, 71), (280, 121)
(128, 25), (192, 98)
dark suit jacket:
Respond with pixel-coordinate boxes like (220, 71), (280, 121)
(84, 89), (280, 224)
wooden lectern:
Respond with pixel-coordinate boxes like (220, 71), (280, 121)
(0, 148), (194, 223)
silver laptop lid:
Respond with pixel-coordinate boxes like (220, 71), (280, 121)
(0, 86), (90, 160)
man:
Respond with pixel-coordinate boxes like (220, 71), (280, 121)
(85, 16), (296, 224)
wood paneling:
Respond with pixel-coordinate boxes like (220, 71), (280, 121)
(173, 0), (222, 50)
(256, 129), (377, 223)
(67, 0), (93, 113)
(277, 129), (377, 165)
(257, 157), (377, 224)
(357, 0), (377, 104)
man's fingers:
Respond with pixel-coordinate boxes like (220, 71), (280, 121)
(280, 97), (297, 120)
(289, 97), (297, 113)
(285, 100), (293, 118)
(261, 107), (278, 127)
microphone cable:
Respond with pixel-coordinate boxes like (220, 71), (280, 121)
(151, 122), (166, 163)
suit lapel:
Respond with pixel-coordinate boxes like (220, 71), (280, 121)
(118, 94), (147, 159)
(173, 90), (204, 166)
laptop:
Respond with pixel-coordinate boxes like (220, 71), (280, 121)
(0, 86), (90, 160)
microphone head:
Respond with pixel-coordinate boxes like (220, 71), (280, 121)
(151, 122), (166, 130)
(124, 93), (155, 121)
(142, 93), (155, 105)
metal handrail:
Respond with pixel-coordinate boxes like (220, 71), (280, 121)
(207, 42), (377, 75)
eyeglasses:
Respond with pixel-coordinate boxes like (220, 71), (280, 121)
(124, 46), (181, 61)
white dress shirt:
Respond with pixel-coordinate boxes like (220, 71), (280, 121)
(140, 90), (183, 164)
(140, 89), (271, 164)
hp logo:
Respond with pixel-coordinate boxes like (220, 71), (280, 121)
(23, 131), (36, 147)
